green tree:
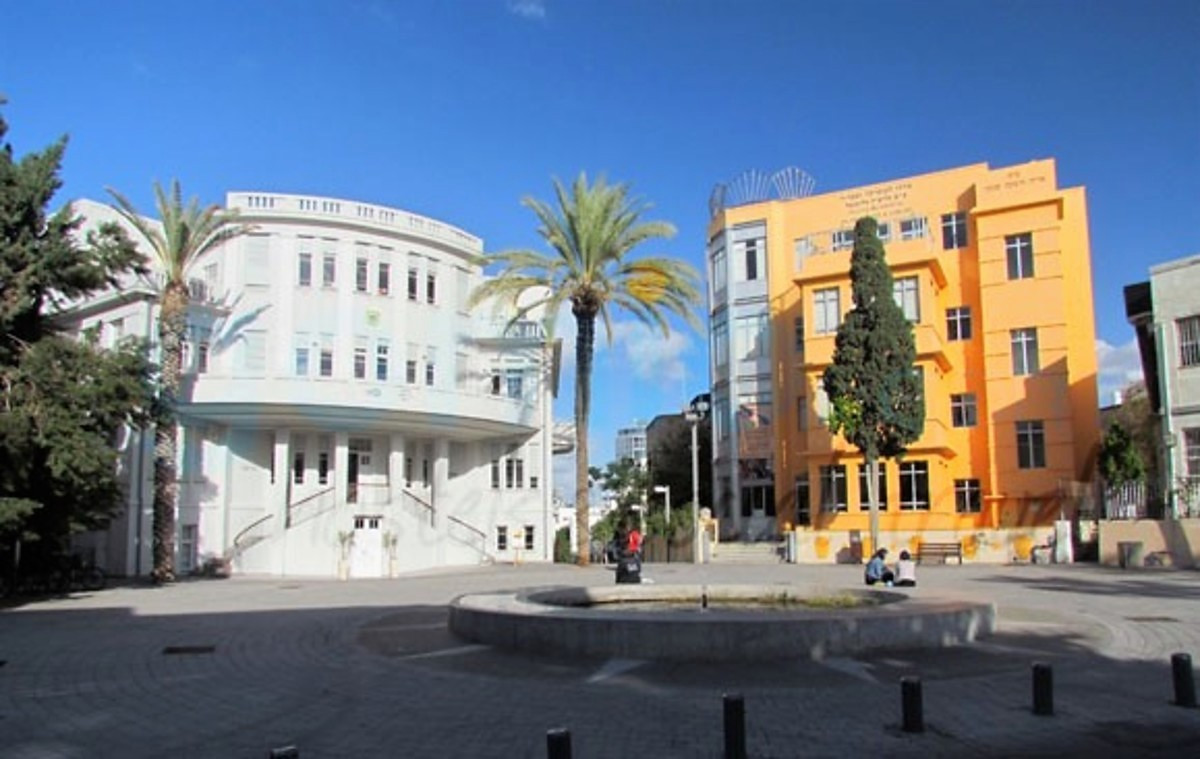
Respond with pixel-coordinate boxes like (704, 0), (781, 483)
(647, 417), (712, 523)
(0, 104), (154, 560)
(469, 174), (700, 565)
(1098, 421), (1144, 488)
(107, 181), (249, 582)
(822, 217), (924, 553)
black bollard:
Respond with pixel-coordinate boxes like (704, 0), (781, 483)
(723, 692), (746, 759)
(268, 748), (298, 759)
(1032, 662), (1054, 716)
(1172, 653), (1196, 708)
(546, 728), (572, 759)
(901, 676), (924, 733)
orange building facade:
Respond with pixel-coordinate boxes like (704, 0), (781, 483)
(706, 160), (1099, 560)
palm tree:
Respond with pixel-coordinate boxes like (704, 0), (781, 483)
(108, 181), (249, 582)
(470, 173), (700, 565)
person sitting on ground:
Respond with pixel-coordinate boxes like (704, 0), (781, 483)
(895, 549), (917, 587)
(864, 548), (895, 586)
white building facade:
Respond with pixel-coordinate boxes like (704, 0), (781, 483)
(65, 193), (556, 579)
(615, 421), (648, 468)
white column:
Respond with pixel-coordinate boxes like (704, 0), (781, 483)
(273, 429), (291, 528)
(433, 438), (450, 509)
(389, 433), (406, 504)
(334, 432), (350, 506)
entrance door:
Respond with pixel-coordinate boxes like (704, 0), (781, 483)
(350, 515), (383, 578)
(347, 452), (359, 504)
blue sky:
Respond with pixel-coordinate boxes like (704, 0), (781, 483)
(3, 1), (1198, 502)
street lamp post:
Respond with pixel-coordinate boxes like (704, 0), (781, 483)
(653, 485), (671, 526)
(684, 399), (710, 564)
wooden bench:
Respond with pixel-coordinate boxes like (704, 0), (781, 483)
(917, 541), (963, 564)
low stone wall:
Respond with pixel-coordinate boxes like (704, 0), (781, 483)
(1098, 519), (1200, 569)
(789, 527), (1057, 564)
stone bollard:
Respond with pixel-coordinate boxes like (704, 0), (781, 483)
(723, 692), (746, 759)
(546, 728), (572, 759)
(1033, 662), (1054, 716)
(1172, 653), (1196, 708)
(901, 676), (924, 733)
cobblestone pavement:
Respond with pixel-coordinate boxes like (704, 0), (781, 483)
(2, 562), (1198, 758)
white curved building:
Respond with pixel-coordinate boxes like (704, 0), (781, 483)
(65, 192), (557, 578)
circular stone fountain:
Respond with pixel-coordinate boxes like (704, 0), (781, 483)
(449, 584), (995, 661)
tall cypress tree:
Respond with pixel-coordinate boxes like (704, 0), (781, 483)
(822, 216), (924, 553)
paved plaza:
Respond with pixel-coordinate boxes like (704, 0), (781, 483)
(1, 561), (1199, 758)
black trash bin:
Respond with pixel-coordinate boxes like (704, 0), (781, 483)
(615, 552), (642, 584)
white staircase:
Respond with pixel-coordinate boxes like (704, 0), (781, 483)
(710, 541), (782, 564)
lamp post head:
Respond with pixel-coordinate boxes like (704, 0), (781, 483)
(653, 485), (670, 494)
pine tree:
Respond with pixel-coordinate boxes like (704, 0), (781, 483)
(822, 216), (924, 553)
(0, 104), (154, 565)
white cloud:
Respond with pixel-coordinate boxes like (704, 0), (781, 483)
(1096, 338), (1144, 406)
(507, 0), (546, 20)
(609, 321), (692, 388)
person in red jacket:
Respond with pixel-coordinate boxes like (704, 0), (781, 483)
(626, 525), (643, 558)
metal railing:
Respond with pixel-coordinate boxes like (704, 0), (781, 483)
(350, 482), (391, 507)
(401, 489), (436, 527)
(287, 486), (336, 528)
(447, 514), (490, 563)
(227, 514), (274, 561)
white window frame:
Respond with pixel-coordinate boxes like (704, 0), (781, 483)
(1016, 420), (1046, 469)
(814, 287), (840, 335)
(1011, 328), (1040, 376)
(1179, 316), (1200, 367)
(947, 306), (972, 341)
(900, 217), (928, 241)
(951, 393), (977, 428)
(831, 229), (853, 251)
(1006, 233), (1034, 279)
(898, 461), (930, 511)
(955, 479), (982, 513)
(893, 276), (920, 322)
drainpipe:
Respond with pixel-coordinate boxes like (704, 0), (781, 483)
(1155, 321), (1177, 519)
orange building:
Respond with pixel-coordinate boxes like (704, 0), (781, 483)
(706, 160), (1099, 560)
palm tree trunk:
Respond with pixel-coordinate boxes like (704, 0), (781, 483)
(152, 283), (188, 583)
(574, 308), (595, 566)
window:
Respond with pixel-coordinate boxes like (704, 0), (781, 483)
(951, 393), (977, 428)
(524, 525), (535, 551)
(715, 398), (730, 442)
(742, 239), (760, 281)
(819, 465), (848, 512)
(734, 313), (769, 360)
(1006, 233), (1034, 279)
(318, 451), (330, 486)
(322, 254), (336, 287)
(794, 237), (814, 268)
(425, 348), (435, 386)
(295, 346), (309, 377)
(1185, 429), (1200, 477)
(1179, 316), (1200, 367)
(898, 461), (930, 510)
(955, 479), (982, 513)
(408, 266), (419, 300)
(913, 365), (925, 401)
(796, 395), (807, 432)
(794, 474), (811, 526)
(197, 341), (209, 374)
(712, 248), (727, 294)
(378, 262), (390, 295)
(1016, 421), (1046, 469)
(354, 346), (367, 379)
(406, 360), (417, 384)
(941, 212), (968, 249)
(490, 456), (501, 488)
(376, 343), (389, 381)
(490, 372), (502, 395)
(946, 306), (972, 341)
(506, 457), (524, 488)
(244, 236), (270, 286)
(814, 287), (840, 334)
(320, 345), (334, 377)
(794, 317), (805, 354)
(506, 368), (523, 399)
(835, 228), (854, 252)
(292, 448), (305, 485)
(355, 257), (368, 292)
(298, 253), (312, 286)
(900, 217), (928, 240)
(831, 229), (853, 251)
(242, 331), (266, 373)
(712, 318), (729, 367)
(1011, 328), (1039, 376)
(857, 462), (888, 511)
(179, 525), (198, 575)
(427, 272), (437, 304)
(893, 276), (920, 321)
(496, 526), (508, 551)
(876, 222), (891, 242)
